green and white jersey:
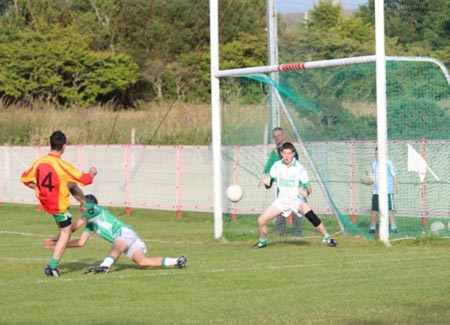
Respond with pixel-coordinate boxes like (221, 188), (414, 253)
(82, 203), (133, 243)
(269, 159), (310, 201)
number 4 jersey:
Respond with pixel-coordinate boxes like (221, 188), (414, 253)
(21, 152), (94, 214)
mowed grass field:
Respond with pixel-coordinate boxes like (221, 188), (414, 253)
(1, 203), (450, 324)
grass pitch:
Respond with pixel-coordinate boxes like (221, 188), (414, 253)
(1, 203), (450, 324)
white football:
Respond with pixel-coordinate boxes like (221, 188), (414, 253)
(430, 221), (445, 233)
(360, 172), (374, 185)
(226, 184), (243, 203)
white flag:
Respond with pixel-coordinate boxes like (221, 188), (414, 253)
(407, 144), (439, 182)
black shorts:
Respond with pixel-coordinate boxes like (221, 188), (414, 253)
(372, 194), (395, 211)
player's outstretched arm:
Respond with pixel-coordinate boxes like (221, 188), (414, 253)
(71, 217), (87, 233)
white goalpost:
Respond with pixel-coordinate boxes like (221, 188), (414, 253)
(209, 0), (223, 239)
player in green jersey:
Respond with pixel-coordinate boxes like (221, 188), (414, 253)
(45, 194), (187, 273)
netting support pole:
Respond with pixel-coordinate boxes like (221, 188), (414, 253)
(125, 143), (131, 216)
(210, 0), (223, 239)
(175, 145), (183, 219)
(231, 146), (241, 222)
(350, 139), (357, 224)
(274, 89), (344, 232)
(420, 138), (428, 226)
(266, 0), (280, 130)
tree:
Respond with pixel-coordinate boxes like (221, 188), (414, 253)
(0, 26), (139, 106)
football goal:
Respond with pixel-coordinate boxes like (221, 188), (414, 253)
(215, 56), (450, 241)
(209, 0), (450, 241)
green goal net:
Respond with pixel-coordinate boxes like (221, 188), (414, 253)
(220, 56), (450, 241)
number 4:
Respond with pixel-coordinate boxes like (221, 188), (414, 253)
(41, 172), (55, 192)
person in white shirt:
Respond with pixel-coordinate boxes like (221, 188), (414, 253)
(254, 142), (337, 248)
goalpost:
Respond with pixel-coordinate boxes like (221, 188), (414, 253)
(210, 0), (450, 240)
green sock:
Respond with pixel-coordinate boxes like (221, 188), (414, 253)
(259, 238), (267, 244)
(323, 234), (331, 241)
(48, 257), (59, 269)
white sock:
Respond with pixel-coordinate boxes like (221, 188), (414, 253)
(162, 257), (178, 267)
(100, 256), (115, 268)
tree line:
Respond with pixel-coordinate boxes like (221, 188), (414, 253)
(0, 0), (448, 108)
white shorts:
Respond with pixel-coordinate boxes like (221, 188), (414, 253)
(272, 196), (307, 218)
(115, 227), (147, 260)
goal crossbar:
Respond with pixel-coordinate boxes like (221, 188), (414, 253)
(216, 56), (450, 87)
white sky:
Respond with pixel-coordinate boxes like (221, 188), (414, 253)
(276, 0), (369, 13)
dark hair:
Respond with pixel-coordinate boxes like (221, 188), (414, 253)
(50, 131), (66, 151)
(85, 194), (98, 204)
(280, 142), (295, 152)
(272, 127), (284, 133)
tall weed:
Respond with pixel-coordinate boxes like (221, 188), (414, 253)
(0, 100), (212, 145)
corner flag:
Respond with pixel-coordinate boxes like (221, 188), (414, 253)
(407, 144), (440, 182)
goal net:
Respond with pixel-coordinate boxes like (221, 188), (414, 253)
(219, 56), (450, 240)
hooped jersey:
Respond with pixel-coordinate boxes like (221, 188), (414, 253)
(82, 203), (133, 243)
(21, 152), (94, 214)
(269, 158), (310, 201)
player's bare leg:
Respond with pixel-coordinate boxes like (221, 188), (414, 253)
(45, 225), (72, 276)
(85, 240), (126, 274)
(132, 250), (164, 267)
(53, 226), (72, 261)
(369, 211), (378, 233)
(389, 211), (398, 233)
(253, 204), (282, 248)
(132, 250), (186, 268)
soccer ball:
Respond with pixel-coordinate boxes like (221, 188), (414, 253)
(360, 172), (374, 185)
(430, 221), (445, 233)
(226, 184), (243, 203)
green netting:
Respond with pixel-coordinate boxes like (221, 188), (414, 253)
(220, 58), (450, 241)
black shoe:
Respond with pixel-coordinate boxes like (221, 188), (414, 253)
(84, 265), (110, 274)
(44, 266), (60, 277)
(252, 241), (267, 249)
(176, 256), (188, 269)
(326, 239), (337, 247)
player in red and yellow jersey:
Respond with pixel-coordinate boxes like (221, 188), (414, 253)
(21, 130), (97, 277)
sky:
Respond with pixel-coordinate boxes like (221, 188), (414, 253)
(276, 0), (369, 13)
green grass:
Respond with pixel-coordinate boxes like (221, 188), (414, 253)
(1, 203), (450, 324)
